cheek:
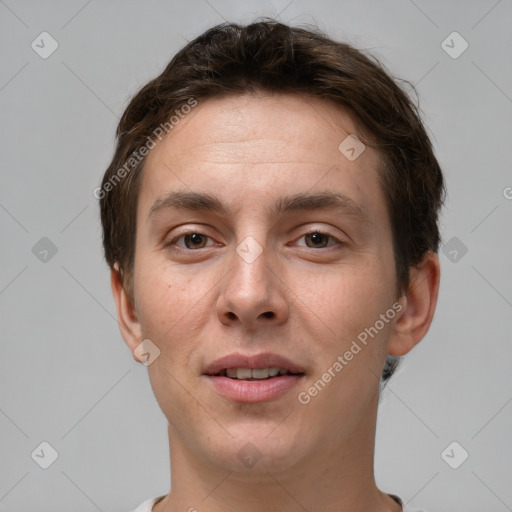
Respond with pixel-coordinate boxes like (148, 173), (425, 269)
(301, 262), (396, 410)
(134, 260), (173, 336)
(134, 255), (196, 342)
(301, 257), (397, 390)
(134, 258), (209, 417)
(320, 260), (392, 332)
(133, 253), (222, 377)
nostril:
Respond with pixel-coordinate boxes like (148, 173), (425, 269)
(262, 311), (275, 318)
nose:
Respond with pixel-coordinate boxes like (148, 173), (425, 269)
(216, 237), (289, 330)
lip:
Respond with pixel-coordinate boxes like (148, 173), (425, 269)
(204, 352), (305, 375)
(205, 374), (304, 403)
(203, 352), (306, 403)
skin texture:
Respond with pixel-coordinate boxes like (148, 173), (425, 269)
(111, 92), (440, 512)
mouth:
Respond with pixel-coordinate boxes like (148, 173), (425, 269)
(203, 353), (306, 403)
(212, 367), (303, 380)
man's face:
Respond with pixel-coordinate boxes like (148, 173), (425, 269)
(130, 92), (401, 471)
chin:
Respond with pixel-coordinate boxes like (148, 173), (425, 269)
(203, 421), (311, 474)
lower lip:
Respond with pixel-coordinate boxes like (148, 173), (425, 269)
(205, 374), (304, 403)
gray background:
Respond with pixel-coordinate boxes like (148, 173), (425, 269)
(1, 1), (511, 511)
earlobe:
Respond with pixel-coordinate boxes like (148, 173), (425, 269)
(387, 251), (441, 356)
(110, 263), (143, 362)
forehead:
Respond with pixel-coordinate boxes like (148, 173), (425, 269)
(138, 92), (385, 223)
(149, 92), (366, 163)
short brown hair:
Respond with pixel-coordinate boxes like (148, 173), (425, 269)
(99, 19), (445, 382)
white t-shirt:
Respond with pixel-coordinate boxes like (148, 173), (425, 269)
(129, 494), (426, 511)
(129, 495), (165, 512)
(390, 494), (427, 512)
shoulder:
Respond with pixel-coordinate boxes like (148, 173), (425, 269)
(389, 494), (428, 512)
(127, 495), (166, 512)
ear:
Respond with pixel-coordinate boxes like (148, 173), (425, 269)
(387, 251), (441, 356)
(110, 263), (143, 362)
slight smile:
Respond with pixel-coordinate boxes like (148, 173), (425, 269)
(203, 352), (307, 403)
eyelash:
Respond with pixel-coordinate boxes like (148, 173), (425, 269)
(167, 229), (343, 251)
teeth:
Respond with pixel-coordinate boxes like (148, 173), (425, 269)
(252, 368), (269, 379)
(236, 368), (252, 379)
(223, 367), (291, 380)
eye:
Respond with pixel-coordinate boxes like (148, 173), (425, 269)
(170, 232), (215, 250)
(296, 230), (342, 249)
(167, 229), (342, 251)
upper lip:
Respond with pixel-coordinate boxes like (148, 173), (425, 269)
(204, 352), (305, 375)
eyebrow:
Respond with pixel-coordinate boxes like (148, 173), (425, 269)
(148, 190), (372, 226)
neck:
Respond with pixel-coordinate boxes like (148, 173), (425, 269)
(154, 398), (401, 512)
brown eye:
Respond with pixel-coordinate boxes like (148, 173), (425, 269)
(304, 232), (330, 248)
(171, 232), (213, 250)
(298, 231), (342, 249)
(183, 233), (208, 249)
